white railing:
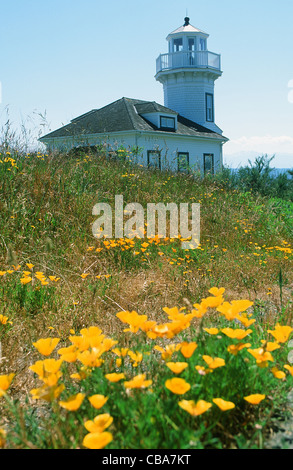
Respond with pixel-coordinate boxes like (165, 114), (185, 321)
(156, 51), (221, 73)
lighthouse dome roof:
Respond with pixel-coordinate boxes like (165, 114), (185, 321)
(167, 17), (209, 39)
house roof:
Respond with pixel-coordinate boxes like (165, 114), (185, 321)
(39, 97), (227, 142)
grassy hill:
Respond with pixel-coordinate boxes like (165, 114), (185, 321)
(0, 147), (292, 449)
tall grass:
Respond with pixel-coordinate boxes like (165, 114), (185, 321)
(0, 139), (292, 449)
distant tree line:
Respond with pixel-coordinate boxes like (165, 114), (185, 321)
(216, 155), (293, 202)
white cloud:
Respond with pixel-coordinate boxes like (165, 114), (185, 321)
(225, 134), (293, 155)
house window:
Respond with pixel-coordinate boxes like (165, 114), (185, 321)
(173, 38), (183, 52)
(206, 93), (214, 122)
(204, 154), (214, 175)
(160, 116), (175, 130)
(147, 150), (161, 169)
(177, 152), (189, 173)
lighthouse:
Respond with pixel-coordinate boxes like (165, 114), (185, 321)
(155, 17), (223, 134)
(40, 17), (228, 175)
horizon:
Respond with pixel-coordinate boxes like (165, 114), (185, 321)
(0, 0), (292, 168)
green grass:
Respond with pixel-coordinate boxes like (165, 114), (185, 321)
(0, 147), (292, 449)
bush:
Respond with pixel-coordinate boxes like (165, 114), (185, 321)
(217, 155), (293, 201)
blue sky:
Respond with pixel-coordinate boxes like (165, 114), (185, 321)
(1, 0), (293, 167)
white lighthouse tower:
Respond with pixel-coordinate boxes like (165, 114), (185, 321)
(155, 17), (223, 134)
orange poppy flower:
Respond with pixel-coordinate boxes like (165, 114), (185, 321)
(284, 365), (293, 376)
(0, 373), (15, 396)
(32, 338), (60, 356)
(166, 362), (188, 374)
(116, 311), (148, 333)
(271, 367), (286, 379)
(244, 394), (265, 405)
(202, 355), (225, 369)
(267, 324), (293, 343)
(82, 432), (113, 449)
(227, 343), (251, 355)
(30, 384), (65, 402)
(204, 328), (219, 335)
(165, 378), (191, 395)
(124, 374), (152, 389)
(59, 393), (85, 411)
(247, 348), (274, 367)
(154, 344), (181, 361)
(209, 287), (225, 297)
(179, 399), (212, 416)
(84, 414), (113, 433)
(105, 373), (125, 383)
(221, 328), (252, 340)
(213, 398), (235, 411)
(88, 395), (108, 409)
(180, 342), (198, 358)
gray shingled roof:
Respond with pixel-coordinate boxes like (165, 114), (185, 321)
(39, 97), (227, 142)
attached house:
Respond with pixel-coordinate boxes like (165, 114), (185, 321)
(39, 18), (228, 175)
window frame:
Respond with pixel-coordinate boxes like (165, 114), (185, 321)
(203, 153), (214, 175)
(177, 152), (190, 174)
(173, 38), (183, 52)
(200, 38), (207, 51)
(205, 93), (214, 122)
(147, 150), (161, 170)
(160, 116), (176, 131)
(188, 37), (196, 51)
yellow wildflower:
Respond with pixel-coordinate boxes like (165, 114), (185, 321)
(77, 350), (103, 368)
(88, 395), (108, 409)
(59, 393), (85, 411)
(82, 432), (113, 449)
(116, 310), (148, 333)
(0, 373), (15, 396)
(84, 414), (113, 433)
(124, 374), (152, 389)
(180, 342), (198, 358)
(213, 398), (235, 411)
(271, 367), (286, 379)
(20, 276), (32, 285)
(247, 348), (274, 368)
(267, 324), (293, 343)
(202, 355), (225, 369)
(0, 314), (12, 325)
(153, 344), (181, 361)
(209, 287), (225, 297)
(227, 343), (251, 355)
(128, 350), (143, 366)
(260, 340), (280, 352)
(204, 328), (219, 335)
(105, 373), (125, 383)
(33, 338), (60, 356)
(244, 394), (266, 405)
(166, 362), (188, 374)
(284, 365), (293, 376)
(165, 378), (190, 395)
(221, 328), (252, 340)
(179, 399), (212, 416)
(30, 384), (65, 402)
(217, 300), (253, 321)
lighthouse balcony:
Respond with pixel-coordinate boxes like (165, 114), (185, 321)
(156, 51), (221, 74)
